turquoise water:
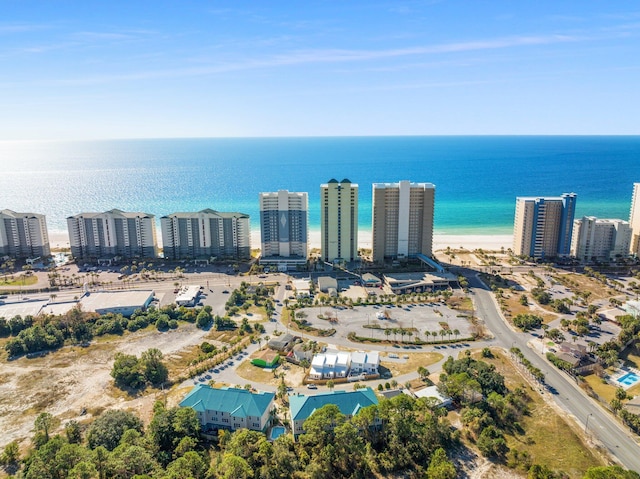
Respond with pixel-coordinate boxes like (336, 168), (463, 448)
(617, 372), (640, 387)
(1, 136), (639, 236)
(269, 426), (286, 440)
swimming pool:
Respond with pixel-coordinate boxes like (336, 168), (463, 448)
(617, 372), (640, 388)
(269, 426), (286, 441)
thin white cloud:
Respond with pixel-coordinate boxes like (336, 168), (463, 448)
(45, 32), (584, 86)
(0, 23), (50, 34)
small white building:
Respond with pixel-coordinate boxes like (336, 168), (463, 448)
(350, 351), (380, 375)
(292, 279), (312, 297)
(317, 276), (338, 293)
(175, 285), (201, 306)
(413, 385), (452, 408)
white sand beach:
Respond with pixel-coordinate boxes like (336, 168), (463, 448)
(49, 229), (512, 254)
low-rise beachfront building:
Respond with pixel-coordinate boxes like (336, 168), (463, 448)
(259, 190), (308, 271)
(160, 209), (250, 260)
(289, 388), (379, 438)
(0, 209), (50, 259)
(160, 209), (251, 260)
(180, 385), (275, 434)
(67, 209), (158, 260)
(382, 271), (457, 295)
(570, 216), (631, 262)
(79, 290), (155, 317)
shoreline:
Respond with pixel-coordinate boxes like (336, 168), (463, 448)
(48, 229), (513, 253)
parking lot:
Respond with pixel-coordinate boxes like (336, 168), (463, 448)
(296, 302), (473, 344)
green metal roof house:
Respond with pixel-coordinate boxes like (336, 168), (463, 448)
(180, 384), (275, 433)
(289, 388), (379, 438)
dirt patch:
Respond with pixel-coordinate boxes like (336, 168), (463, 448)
(0, 323), (212, 449)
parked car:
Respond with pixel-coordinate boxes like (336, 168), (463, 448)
(307, 384), (318, 389)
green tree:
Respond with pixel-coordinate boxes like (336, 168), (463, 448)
(141, 348), (168, 385)
(582, 465), (640, 479)
(87, 410), (143, 451)
(426, 447), (456, 479)
(111, 353), (145, 389)
(0, 440), (20, 468)
(214, 453), (254, 479)
(65, 419), (83, 444)
(34, 412), (55, 443)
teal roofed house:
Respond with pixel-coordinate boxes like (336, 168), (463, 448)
(289, 388), (379, 438)
(180, 384), (275, 433)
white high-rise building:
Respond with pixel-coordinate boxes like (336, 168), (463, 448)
(629, 183), (640, 256)
(570, 217), (631, 262)
(67, 209), (158, 260)
(512, 193), (577, 259)
(259, 191), (308, 270)
(320, 179), (358, 263)
(371, 181), (435, 264)
(0, 209), (50, 258)
(161, 209), (250, 260)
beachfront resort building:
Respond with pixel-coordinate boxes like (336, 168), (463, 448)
(320, 179), (358, 263)
(512, 193), (577, 259)
(67, 209), (158, 260)
(180, 384), (275, 433)
(570, 216), (631, 262)
(289, 388), (379, 438)
(160, 209), (250, 260)
(0, 209), (50, 259)
(259, 190), (308, 270)
(371, 180), (435, 264)
(629, 183), (640, 257)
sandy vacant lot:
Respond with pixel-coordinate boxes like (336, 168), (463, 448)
(0, 324), (211, 449)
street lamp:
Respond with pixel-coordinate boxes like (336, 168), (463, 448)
(585, 413), (593, 434)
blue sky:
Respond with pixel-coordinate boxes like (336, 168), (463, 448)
(1, 1), (639, 139)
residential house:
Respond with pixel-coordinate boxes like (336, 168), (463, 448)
(289, 388), (379, 438)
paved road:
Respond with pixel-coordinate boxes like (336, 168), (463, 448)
(467, 273), (640, 471)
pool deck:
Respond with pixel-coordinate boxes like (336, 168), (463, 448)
(612, 367), (640, 390)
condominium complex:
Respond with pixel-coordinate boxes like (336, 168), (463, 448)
(160, 209), (250, 260)
(67, 209), (158, 260)
(512, 193), (577, 259)
(371, 180), (435, 264)
(259, 190), (308, 270)
(629, 183), (640, 256)
(320, 179), (358, 262)
(0, 209), (50, 258)
(570, 217), (631, 262)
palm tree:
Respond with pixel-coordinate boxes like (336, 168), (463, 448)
(384, 328), (391, 341)
(453, 329), (460, 341)
(431, 331), (438, 342)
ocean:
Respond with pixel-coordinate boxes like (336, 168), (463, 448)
(1, 136), (639, 242)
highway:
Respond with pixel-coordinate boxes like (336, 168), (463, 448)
(467, 273), (640, 471)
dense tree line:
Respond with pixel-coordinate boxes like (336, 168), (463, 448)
(4, 359), (638, 478)
(1, 303), (234, 358)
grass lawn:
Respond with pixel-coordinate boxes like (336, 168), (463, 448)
(502, 292), (558, 324)
(0, 273), (38, 287)
(583, 373), (618, 404)
(469, 349), (605, 478)
(235, 360), (283, 386)
(553, 273), (617, 301)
